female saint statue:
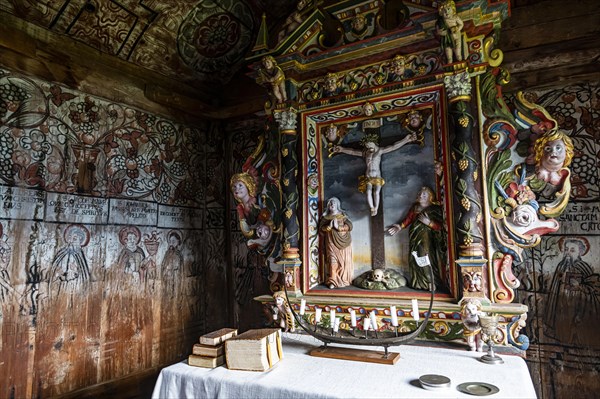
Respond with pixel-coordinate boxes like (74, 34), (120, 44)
(319, 197), (353, 289)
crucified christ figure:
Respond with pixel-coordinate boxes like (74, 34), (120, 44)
(332, 132), (418, 216)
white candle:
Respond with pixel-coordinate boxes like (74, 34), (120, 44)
(390, 306), (398, 327)
(330, 310), (336, 328)
(350, 309), (357, 327)
(369, 311), (377, 330)
(412, 299), (420, 322)
(333, 318), (340, 332)
(300, 299), (306, 315)
(363, 317), (370, 331)
(315, 308), (322, 322)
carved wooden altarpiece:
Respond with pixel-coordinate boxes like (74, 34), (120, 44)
(232, 0), (572, 352)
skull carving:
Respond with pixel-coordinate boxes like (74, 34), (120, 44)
(372, 268), (386, 282)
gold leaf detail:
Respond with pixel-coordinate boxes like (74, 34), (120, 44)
(285, 208), (292, 219)
(458, 159), (468, 171)
(458, 115), (469, 127)
(283, 178), (289, 186)
(282, 148), (288, 157)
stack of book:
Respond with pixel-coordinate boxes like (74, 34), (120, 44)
(188, 328), (238, 368)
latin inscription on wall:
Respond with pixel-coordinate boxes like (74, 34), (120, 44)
(46, 192), (110, 224)
(0, 185), (201, 230)
(158, 205), (203, 229)
(0, 186), (45, 220)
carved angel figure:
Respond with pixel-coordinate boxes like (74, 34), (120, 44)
(435, 0), (464, 64)
(258, 56), (287, 105)
(272, 291), (295, 332)
(460, 298), (484, 352)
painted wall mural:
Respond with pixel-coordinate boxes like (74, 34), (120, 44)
(0, 67), (226, 398)
(507, 82), (600, 399)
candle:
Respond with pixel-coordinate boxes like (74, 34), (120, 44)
(363, 317), (370, 331)
(315, 308), (322, 322)
(390, 305), (398, 327)
(330, 310), (336, 328)
(333, 318), (340, 332)
(300, 299), (306, 315)
(369, 311), (378, 330)
(350, 309), (357, 327)
(412, 299), (420, 322)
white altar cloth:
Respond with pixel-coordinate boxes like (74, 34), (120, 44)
(152, 332), (536, 399)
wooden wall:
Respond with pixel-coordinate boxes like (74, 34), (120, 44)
(506, 83), (600, 399)
(0, 67), (229, 398)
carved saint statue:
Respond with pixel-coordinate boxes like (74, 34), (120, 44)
(319, 197), (353, 289)
(386, 186), (446, 290)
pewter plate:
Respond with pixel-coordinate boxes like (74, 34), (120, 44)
(457, 382), (500, 396)
(419, 374), (451, 389)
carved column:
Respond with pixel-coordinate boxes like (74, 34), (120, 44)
(444, 71), (488, 302)
(274, 108), (302, 296)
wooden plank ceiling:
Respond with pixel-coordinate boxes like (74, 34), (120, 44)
(0, 0), (598, 120)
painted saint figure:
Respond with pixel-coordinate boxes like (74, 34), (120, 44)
(545, 238), (599, 347)
(332, 132), (417, 216)
(386, 187), (446, 290)
(162, 231), (183, 297)
(319, 197), (353, 289)
(49, 224), (91, 295)
(117, 226), (145, 281)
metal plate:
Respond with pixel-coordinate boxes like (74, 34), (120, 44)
(419, 374), (451, 388)
(457, 382), (500, 396)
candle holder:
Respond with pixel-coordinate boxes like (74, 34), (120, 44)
(478, 315), (504, 364)
(283, 258), (435, 365)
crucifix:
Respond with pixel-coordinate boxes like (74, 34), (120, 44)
(331, 109), (418, 269)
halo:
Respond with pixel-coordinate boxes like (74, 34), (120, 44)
(64, 224), (90, 247)
(558, 236), (590, 256)
(119, 226), (141, 246)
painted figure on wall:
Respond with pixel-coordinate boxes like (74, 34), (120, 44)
(117, 226), (145, 282)
(162, 230), (183, 297)
(435, 0), (464, 64)
(49, 224), (91, 291)
(319, 197), (353, 289)
(332, 132), (417, 216)
(259, 56), (287, 105)
(386, 186), (446, 290)
(545, 237), (600, 347)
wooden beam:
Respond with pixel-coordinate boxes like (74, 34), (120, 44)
(0, 11), (220, 122)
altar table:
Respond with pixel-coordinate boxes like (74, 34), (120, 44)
(152, 333), (536, 399)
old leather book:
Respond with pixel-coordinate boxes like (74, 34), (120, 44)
(224, 328), (283, 372)
(192, 343), (224, 357)
(188, 354), (225, 368)
(199, 328), (238, 346)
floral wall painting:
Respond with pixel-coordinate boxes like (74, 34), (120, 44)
(0, 66), (223, 398)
